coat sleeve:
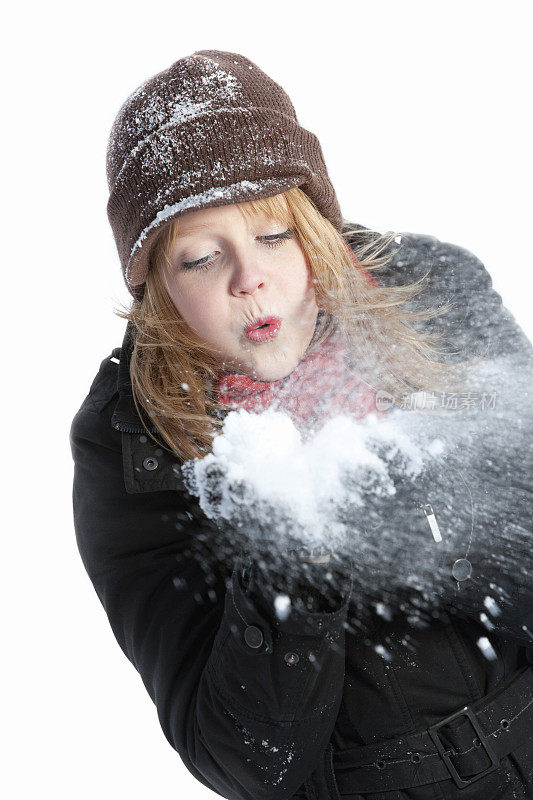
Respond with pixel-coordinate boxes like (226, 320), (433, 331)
(385, 231), (532, 360)
(376, 233), (533, 654)
(69, 395), (351, 800)
(426, 236), (532, 655)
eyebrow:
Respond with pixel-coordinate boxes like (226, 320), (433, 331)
(175, 217), (281, 239)
(174, 222), (212, 238)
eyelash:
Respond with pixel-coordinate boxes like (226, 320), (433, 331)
(180, 229), (295, 271)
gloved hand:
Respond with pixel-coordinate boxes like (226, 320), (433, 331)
(240, 547), (353, 618)
(182, 459), (353, 615)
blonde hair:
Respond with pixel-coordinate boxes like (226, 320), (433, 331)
(114, 187), (478, 460)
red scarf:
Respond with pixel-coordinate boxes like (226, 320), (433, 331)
(215, 243), (386, 430)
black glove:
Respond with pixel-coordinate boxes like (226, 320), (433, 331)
(183, 459), (353, 615)
(241, 547), (354, 617)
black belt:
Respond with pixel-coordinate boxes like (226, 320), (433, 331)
(333, 666), (533, 793)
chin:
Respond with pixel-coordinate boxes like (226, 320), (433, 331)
(256, 367), (293, 382)
(253, 352), (300, 382)
(226, 341), (304, 382)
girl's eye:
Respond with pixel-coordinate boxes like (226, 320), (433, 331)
(180, 229), (294, 271)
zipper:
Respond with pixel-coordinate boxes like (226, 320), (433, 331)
(418, 496), (474, 588)
(112, 420), (160, 435)
(421, 503), (443, 542)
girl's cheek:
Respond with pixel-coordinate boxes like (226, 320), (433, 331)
(302, 279), (318, 303)
(303, 264), (316, 293)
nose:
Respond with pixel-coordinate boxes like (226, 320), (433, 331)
(229, 251), (266, 297)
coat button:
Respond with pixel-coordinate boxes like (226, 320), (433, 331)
(143, 456), (159, 471)
(244, 625), (263, 648)
(284, 652), (299, 666)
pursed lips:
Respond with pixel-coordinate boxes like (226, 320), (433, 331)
(243, 316), (282, 342)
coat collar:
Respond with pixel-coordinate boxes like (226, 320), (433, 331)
(111, 321), (160, 435)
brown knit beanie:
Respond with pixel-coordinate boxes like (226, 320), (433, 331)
(106, 49), (344, 301)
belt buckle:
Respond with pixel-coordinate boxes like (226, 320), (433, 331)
(428, 705), (499, 788)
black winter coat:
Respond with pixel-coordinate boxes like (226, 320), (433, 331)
(70, 229), (533, 800)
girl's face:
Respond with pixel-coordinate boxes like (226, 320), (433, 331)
(161, 202), (319, 381)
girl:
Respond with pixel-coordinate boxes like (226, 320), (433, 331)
(70, 50), (533, 799)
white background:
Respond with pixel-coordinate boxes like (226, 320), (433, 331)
(4, 1), (531, 798)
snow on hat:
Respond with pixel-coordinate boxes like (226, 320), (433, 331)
(106, 49), (344, 300)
